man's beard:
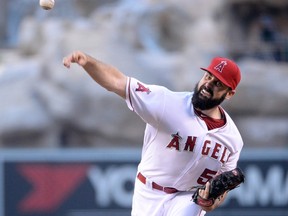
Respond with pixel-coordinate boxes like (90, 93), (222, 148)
(192, 83), (227, 110)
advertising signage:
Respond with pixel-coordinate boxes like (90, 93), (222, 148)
(2, 149), (140, 216)
(1, 148), (288, 216)
(211, 150), (288, 216)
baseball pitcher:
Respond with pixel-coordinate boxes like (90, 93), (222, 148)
(63, 51), (245, 216)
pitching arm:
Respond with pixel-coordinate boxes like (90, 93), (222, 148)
(63, 51), (127, 99)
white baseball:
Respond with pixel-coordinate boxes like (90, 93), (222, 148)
(39, 0), (55, 10)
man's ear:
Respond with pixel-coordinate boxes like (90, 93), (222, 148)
(225, 90), (236, 100)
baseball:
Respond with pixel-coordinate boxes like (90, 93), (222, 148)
(39, 0), (55, 10)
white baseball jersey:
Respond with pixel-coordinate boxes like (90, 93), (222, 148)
(126, 77), (243, 191)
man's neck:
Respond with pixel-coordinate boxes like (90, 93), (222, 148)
(196, 106), (222, 120)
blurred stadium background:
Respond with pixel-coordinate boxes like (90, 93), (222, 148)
(0, 0), (287, 215)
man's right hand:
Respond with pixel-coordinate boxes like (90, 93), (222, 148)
(63, 51), (88, 68)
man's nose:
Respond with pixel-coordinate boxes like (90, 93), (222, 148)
(204, 80), (214, 89)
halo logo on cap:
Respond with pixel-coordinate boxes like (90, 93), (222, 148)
(214, 61), (227, 73)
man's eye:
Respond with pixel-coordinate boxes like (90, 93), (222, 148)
(216, 82), (223, 87)
(206, 74), (212, 79)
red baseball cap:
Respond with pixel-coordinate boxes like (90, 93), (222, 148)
(200, 57), (241, 90)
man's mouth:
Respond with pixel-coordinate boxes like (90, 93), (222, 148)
(200, 88), (212, 98)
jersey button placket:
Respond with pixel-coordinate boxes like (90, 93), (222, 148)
(145, 177), (153, 190)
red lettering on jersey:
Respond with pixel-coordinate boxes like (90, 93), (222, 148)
(166, 132), (181, 151)
(184, 136), (197, 152)
(166, 137), (180, 150)
(202, 140), (211, 155)
(165, 135), (232, 165)
(220, 146), (228, 163)
(136, 82), (151, 94)
(214, 61), (227, 73)
(211, 143), (221, 159)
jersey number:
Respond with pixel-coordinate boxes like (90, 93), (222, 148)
(197, 168), (217, 185)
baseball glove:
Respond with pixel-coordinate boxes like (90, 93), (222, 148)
(192, 167), (245, 207)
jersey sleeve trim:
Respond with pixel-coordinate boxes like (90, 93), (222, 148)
(126, 77), (134, 111)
